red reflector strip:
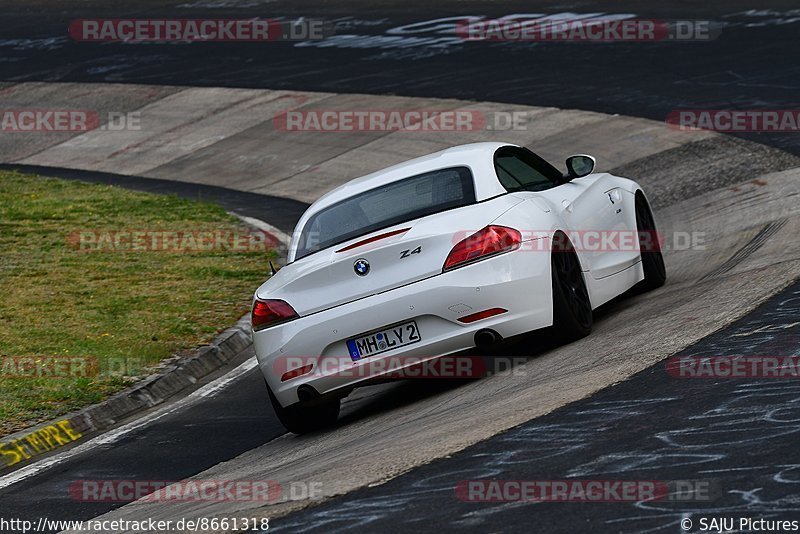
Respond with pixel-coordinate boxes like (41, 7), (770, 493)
(281, 364), (313, 382)
(336, 228), (410, 253)
(457, 308), (508, 324)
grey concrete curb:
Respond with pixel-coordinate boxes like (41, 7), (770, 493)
(2, 315), (253, 448)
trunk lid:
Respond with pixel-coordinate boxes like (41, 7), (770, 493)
(257, 196), (523, 315)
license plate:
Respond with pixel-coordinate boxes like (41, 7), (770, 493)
(346, 320), (421, 361)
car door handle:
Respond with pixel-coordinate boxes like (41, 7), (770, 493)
(561, 199), (573, 213)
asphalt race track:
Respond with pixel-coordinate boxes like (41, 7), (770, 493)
(2, 0), (800, 155)
(1, 1), (800, 533)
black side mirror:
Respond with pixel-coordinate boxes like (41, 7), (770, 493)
(564, 155), (596, 181)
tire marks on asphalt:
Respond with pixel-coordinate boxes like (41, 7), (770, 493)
(701, 218), (788, 280)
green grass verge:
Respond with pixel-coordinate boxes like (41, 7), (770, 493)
(0, 172), (275, 437)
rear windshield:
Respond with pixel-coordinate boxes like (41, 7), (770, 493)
(295, 166), (475, 260)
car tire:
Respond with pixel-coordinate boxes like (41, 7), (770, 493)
(551, 234), (593, 342)
(633, 193), (667, 292)
(266, 382), (340, 435)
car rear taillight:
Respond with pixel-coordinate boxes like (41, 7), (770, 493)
(443, 225), (522, 272)
(252, 299), (298, 331)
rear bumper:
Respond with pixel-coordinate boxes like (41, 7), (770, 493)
(253, 248), (552, 407)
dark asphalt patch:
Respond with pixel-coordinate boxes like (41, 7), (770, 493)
(2, 0), (800, 155)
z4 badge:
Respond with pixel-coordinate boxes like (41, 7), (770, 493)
(400, 246), (421, 258)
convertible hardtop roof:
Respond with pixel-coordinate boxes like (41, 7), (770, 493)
(304, 142), (515, 217)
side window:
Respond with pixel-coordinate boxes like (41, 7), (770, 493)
(494, 147), (562, 192)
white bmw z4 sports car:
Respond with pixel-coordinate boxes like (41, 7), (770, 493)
(252, 142), (666, 433)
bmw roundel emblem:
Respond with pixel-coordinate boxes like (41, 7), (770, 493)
(353, 258), (370, 276)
